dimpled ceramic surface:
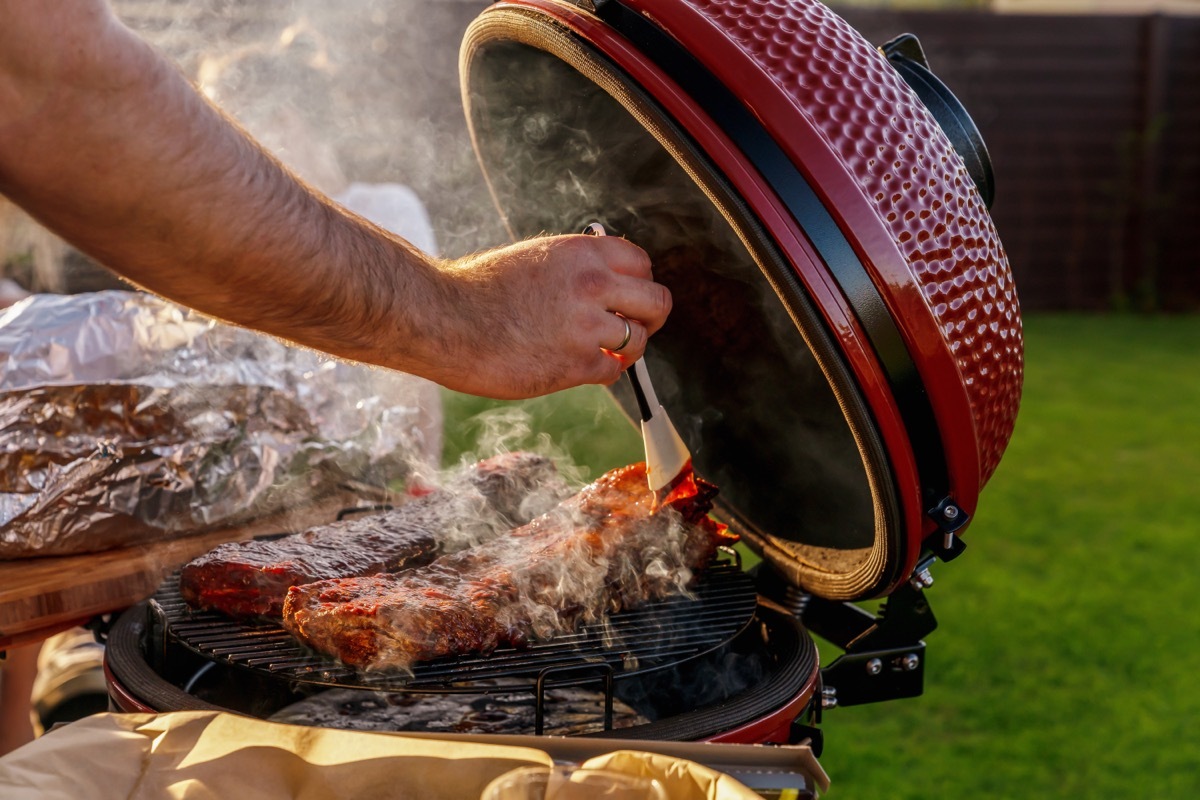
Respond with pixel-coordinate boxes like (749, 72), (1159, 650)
(684, 0), (1023, 483)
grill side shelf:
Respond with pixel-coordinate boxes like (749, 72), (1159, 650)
(153, 563), (758, 694)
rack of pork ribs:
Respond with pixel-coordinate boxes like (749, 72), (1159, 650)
(181, 454), (737, 672)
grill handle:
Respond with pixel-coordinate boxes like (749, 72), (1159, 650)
(584, 221), (691, 493)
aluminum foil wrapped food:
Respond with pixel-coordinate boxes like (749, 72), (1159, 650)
(0, 291), (442, 558)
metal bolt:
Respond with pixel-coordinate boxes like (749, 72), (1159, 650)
(865, 658), (883, 676)
(895, 653), (920, 672)
(910, 568), (934, 590)
(821, 686), (838, 709)
(942, 504), (960, 521)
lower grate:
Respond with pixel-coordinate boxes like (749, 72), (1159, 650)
(153, 558), (758, 693)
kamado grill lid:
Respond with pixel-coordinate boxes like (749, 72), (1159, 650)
(460, 0), (1022, 601)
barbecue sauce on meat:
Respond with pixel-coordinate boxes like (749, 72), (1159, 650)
(282, 462), (736, 670)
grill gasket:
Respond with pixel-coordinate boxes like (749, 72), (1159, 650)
(153, 559), (758, 693)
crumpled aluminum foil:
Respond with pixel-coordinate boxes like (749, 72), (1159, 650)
(0, 291), (440, 558)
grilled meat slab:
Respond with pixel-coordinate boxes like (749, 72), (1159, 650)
(180, 452), (567, 617)
(282, 463), (735, 670)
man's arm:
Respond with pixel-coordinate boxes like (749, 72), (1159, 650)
(0, 2), (670, 399)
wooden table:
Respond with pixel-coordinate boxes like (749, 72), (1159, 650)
(0, 493), (384, 651)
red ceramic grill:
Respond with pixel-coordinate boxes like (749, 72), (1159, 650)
(461, 0), (1021, 599)
(103, 0), (1022, 784)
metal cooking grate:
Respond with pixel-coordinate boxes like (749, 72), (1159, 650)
(153, 558), (758, 693)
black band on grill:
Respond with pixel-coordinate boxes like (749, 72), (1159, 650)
(590, 605), (817, 741)
(593, 0), (952, 507)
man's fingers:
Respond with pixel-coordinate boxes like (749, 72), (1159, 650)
(605, 274), (672, 335)
(600, 313), (633, 353)
(567, 234), (668, 332)
(582, 234), (653, 280)
(580, 348), (628, 388)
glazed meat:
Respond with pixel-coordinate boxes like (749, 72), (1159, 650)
(180, 452), (568, 617)
(282, 463), (736, 670)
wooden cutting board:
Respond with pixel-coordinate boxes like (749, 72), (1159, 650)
(0, 492), (388, 651)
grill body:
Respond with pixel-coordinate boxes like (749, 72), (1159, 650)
(103, 595), (820, 744)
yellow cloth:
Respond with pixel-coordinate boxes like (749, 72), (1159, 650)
(0, 711), (791, 799)
(582, 750), (764, 800)
(0, 711), (553, 799)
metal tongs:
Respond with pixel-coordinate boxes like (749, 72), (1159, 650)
(584, 223), (692, 494)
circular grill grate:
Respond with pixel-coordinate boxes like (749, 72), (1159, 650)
(153, 559), (758, 693)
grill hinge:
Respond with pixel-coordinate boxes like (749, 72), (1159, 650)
(818, 641), (926, 708)
(810, 578), (935, 707)
(761, 557), (940, 708)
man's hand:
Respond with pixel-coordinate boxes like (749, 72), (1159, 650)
(403, 234), (670, 400)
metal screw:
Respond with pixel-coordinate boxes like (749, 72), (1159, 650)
(942, 504), (960, 521)
(821, 686), (838, 709)
(865, 658), (883, 676)
(910, 568), (934, 590)
(894, 653), (920, 672)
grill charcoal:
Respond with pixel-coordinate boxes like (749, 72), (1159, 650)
(180, 452), (568, 618)
(267, 683), (648, 736)
(282, 464), (737, 670)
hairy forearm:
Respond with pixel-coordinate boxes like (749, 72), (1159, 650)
(0, 2), (671, 400)
(0, 2), (441, 371)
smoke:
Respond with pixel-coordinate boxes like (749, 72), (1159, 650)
(0, 200), (69, 293)
(489, 498), (701, 644)
(0, 3), (488, 541)
(361, 495), (704, 670)
(16, 1), (500, 295)
(465, 35), (879, 559)
(106, 1), (880, 573)
(614, 646), (767, 724)
(283, 462), (723, 673)
(414, 450), (572, 554)
(451, 405), (593, 490)
(114, 0), (504, 257)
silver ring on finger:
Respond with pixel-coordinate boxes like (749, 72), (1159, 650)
(609, 315), (632, 353)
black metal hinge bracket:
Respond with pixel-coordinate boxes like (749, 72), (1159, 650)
(924, 496), (970, 561)
(799, 559), (940, 708)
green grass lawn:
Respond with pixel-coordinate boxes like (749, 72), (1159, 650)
(818, 314), (1200, 798)
(442, 314), (1200, 798)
